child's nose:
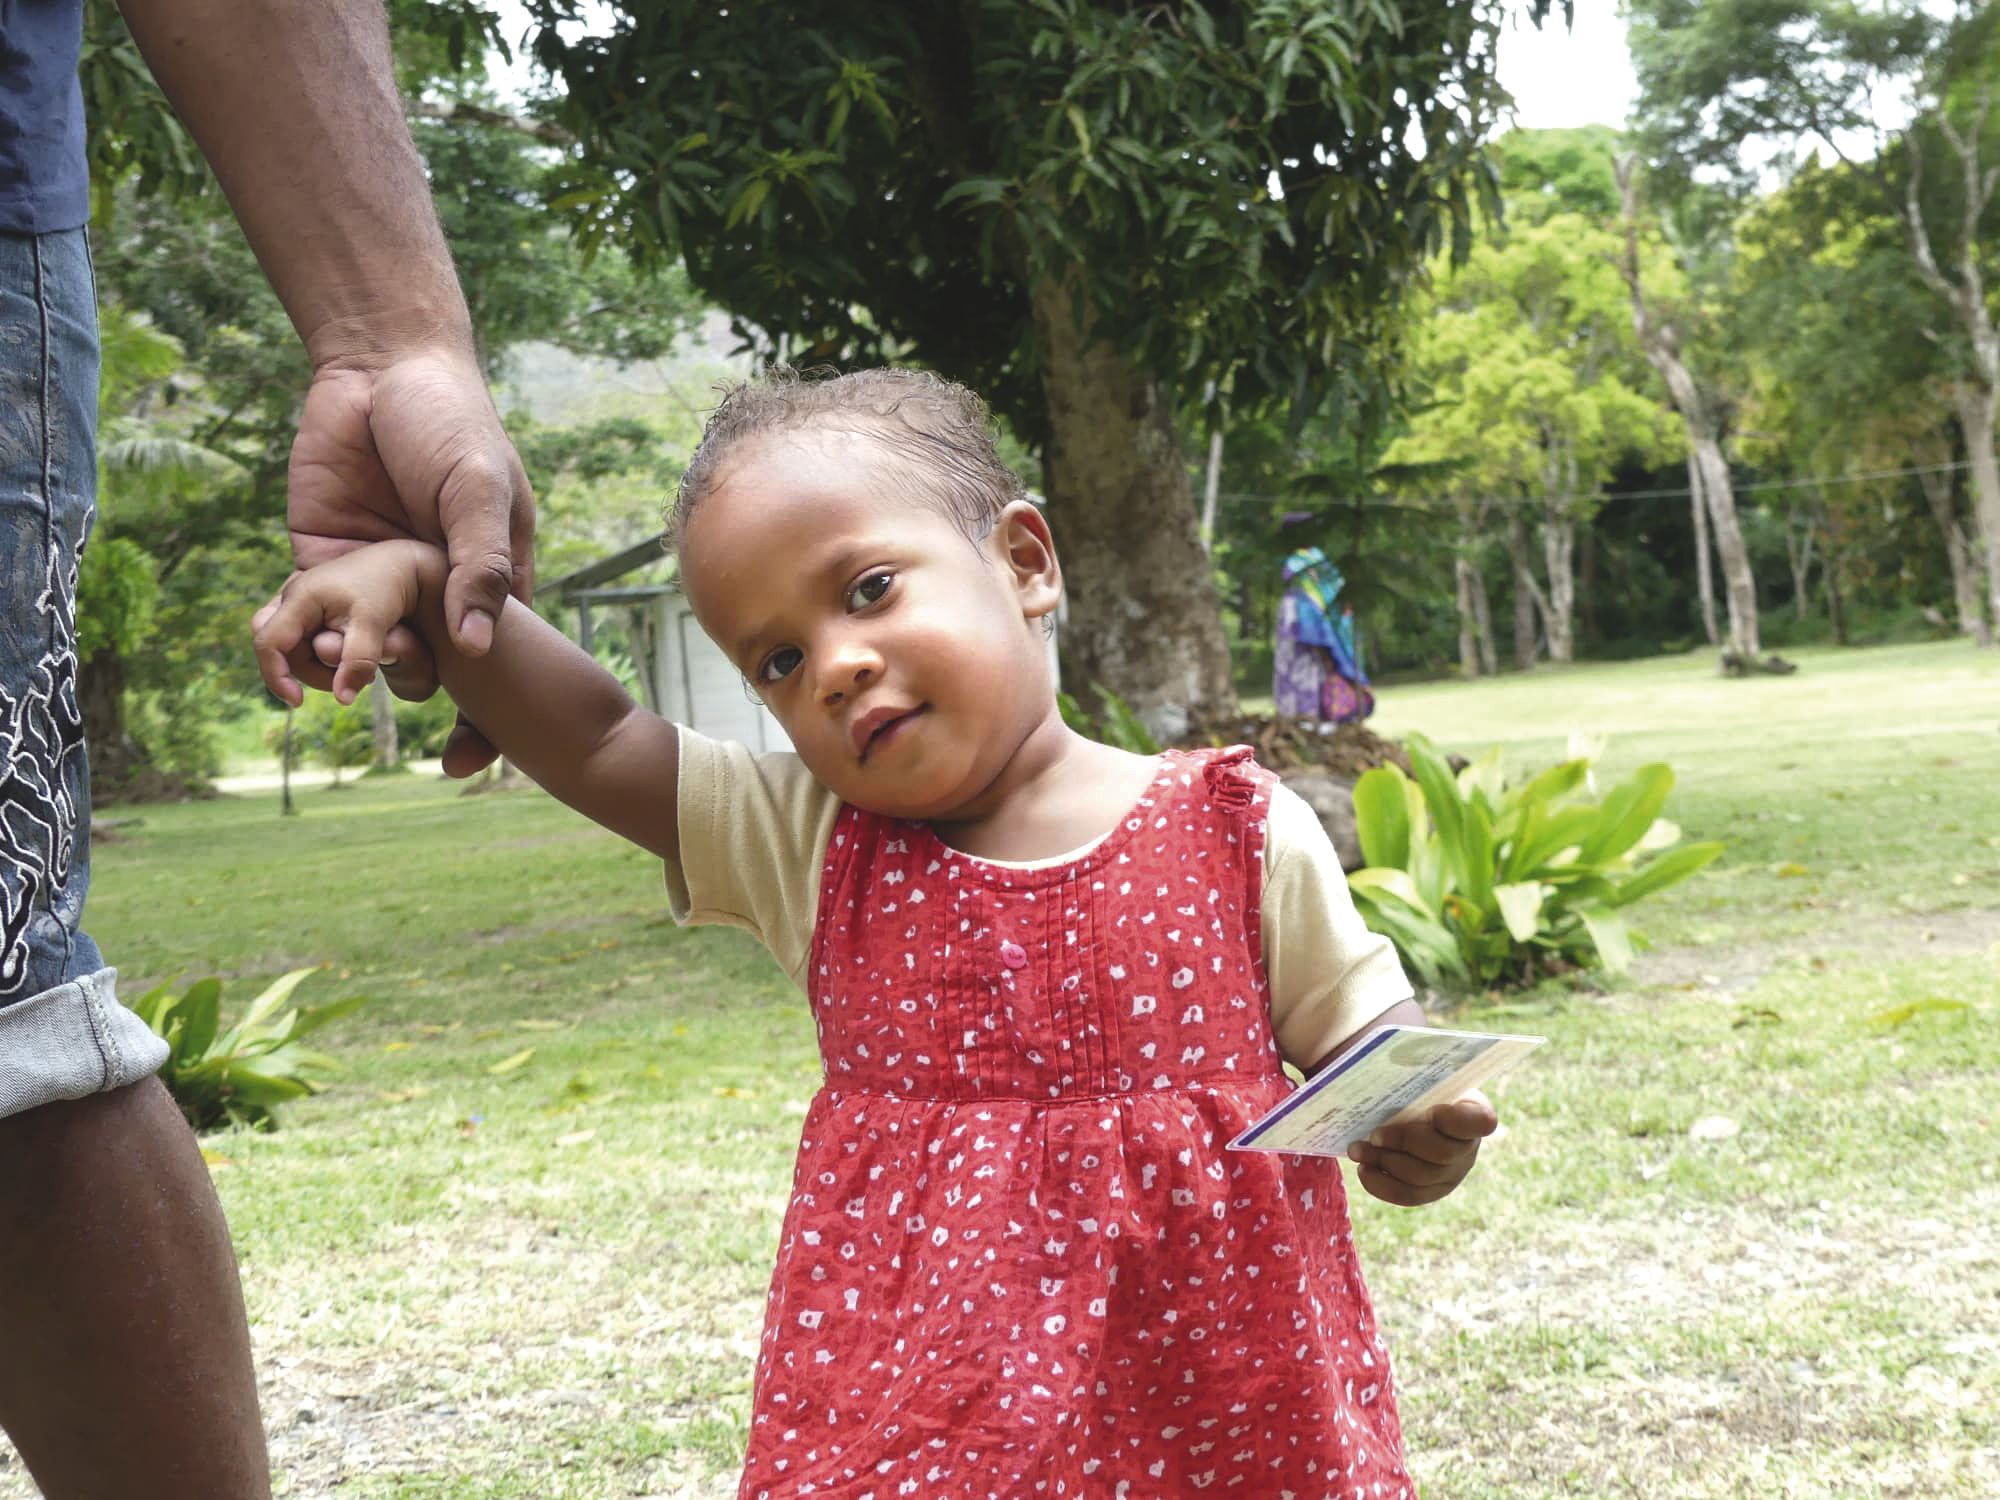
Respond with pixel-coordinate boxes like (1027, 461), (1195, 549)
(818, 636), (883, 705)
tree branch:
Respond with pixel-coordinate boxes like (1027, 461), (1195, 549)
(1952, 89), (1993, 320)
(1902, 134), (1956, 304)
(406, 98), (574, 147)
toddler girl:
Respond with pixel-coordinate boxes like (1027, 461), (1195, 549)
(254, 368), (1498, 1499)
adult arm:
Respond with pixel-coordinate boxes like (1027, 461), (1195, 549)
(119, 0), (532, 769)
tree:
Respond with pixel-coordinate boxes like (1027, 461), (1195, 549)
(1733, 154), (1991, 644)
(1385, 203), (1674, 665)
(1626, 0), (2000, 643)
(1613, 155), (1764, 662)
(524, 0), (1570, 738)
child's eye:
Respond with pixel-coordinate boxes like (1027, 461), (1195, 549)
(758, 646), (803, 684)
(847, 571), (894, 611)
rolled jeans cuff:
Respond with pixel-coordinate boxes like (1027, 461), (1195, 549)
(0, 968), (169, 1119)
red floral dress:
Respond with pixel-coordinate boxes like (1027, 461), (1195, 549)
(738, 748), (1411, 1499)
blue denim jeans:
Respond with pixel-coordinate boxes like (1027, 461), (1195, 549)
(0, 228), (168, 1118)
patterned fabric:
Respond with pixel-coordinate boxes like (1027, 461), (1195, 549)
(1275, 550), (1374, 725)
(0, 228), (162, 1120)
(1274, 594), (1333, 720)
(739, 747), (1411, 1498)
(1282, 549), (1344, 650)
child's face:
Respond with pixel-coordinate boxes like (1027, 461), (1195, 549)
(678, 427), (1062, 818)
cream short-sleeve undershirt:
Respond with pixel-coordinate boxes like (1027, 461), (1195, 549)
(664, 727), (1413, 1072)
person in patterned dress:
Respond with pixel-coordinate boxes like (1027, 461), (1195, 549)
(254, 368), (1502, 1498)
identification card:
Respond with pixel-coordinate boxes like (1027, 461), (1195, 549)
(1228, 1024), (1545, 1159)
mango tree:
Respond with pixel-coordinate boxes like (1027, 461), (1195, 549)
(525, 0), (1570, 736)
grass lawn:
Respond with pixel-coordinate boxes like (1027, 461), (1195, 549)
(4, 640), (1995, 1498)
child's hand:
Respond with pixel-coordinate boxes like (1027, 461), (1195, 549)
(252, 541), (445, 707)
(1347, 1090), (1498, 1207)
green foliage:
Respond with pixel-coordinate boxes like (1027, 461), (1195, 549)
(1389, 196), (1678, 505)
(1626, 0), (1939, 199)
(1493, 125), (1625, 222)
(394, 691), (462, 759)
(126, 684), (229, 784)
(1057, 685), (1161, 755)
(80, 0), (507, 209)
(1347, 735), (1724, 988)
(131, 968), (367, 1133)
(269, 694), (376, 779)
(412, 114), (701, 382)
(526, 0), (1567, 439)
(74, 535), (158, 663)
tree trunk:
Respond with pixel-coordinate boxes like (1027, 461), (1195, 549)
(1694, 437), (1760, 659)
(1541, 501), (1576, 663)
(1470, 566), (1498, 676)
(370, 683), (399, 769)
(1031, 277), (1236, 740)
(281, 707), (296, 816)
(1616, 156), (1761, 661)
(1952, 383), (2000, 639)
(1823, 544), (1848, 646)
(1688, 451), (1719, 646)
(1452, 498), (1489, 678)
(1903, 106), (2000, 646)
(77, 649), (148, 802)
(1783, 505), (1817, 622)
(1454, 556), (1481, 678)
(1505, 510), (1543, 669)
(1199, 420), (1224, 554)
(1578, 523), (1598, 649)
(1916, 451), (1991, 646)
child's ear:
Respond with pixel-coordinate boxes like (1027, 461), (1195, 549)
(994, 499), (1062, 621)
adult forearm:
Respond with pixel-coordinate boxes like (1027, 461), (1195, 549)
(119, 0), (470, 366)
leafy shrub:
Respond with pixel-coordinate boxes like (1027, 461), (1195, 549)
(1057, 684), (1162, 755)
(126, 682), (228, 784)
(131, 968), (366, 1133)
(75, 535), (159, 663)
(393, 689), (460, 758)
(1347, 734), (1723, 988)
(266, 693), (374, 780)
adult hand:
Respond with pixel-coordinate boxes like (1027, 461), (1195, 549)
(287, 347), (534, 774)
(1348, 1090), (1499, 1208)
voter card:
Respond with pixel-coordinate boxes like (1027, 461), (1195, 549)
(1228, 1024), (1545, 1159)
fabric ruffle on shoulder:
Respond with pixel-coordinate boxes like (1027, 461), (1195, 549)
(1200, 742), (1259, 811)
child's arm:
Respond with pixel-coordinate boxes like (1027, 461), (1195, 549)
(1266, 778), (1500, 1208)
(253, 541), (682, 861)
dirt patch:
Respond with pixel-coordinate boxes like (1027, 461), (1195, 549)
(1635, 906), (2000, 992)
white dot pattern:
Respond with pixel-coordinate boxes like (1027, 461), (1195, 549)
(739, 748), (1412, 1498)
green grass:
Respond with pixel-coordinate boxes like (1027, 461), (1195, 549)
(5, 639), (1996, 1498)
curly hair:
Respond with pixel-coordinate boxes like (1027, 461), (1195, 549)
(668, 366), (1027, 551)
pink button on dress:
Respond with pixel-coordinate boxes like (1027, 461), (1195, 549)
(738, 747), (1412, 1499)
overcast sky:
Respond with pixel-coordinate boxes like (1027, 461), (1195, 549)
(1493, 6), (1639, 132)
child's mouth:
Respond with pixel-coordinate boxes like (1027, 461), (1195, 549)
(858, 705), (925, 761)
